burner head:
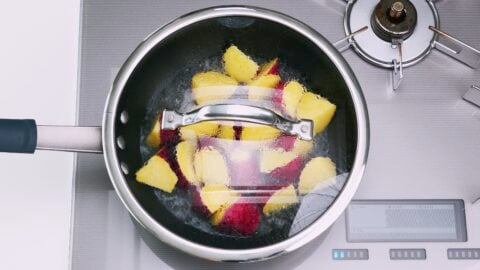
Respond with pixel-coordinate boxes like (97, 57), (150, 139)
(371, 0), (417, 41)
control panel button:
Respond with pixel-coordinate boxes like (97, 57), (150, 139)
(332, 249), (369, 260)
(447, 249), (480, 260)
(390, 249), (426, 260)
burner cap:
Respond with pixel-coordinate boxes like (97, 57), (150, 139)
(371, 0), (417, 41)
(345, 0), (439, 68)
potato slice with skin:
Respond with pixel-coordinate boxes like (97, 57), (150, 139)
(247, 74), (281, 101)
(240, 124), (282, 141)
(223, 45), (259, 83)
(218, 125), (235, 140)
(297, 92), (336, 135)
(282, 81), (306, 118)
(210, 205), (227, 226)
(145, 116), (179, 148)
(192, 71), (238, 105)
(197, 185), (239, 215)
(298, 157), (336, 194)
(194, 147), (230, 185)
(136, 154), (178, 193)
(272, 82), (285, 109)
(249, 74), (281, 88)
(179, 121), (219, 141)
(271, 135), (314, 157)
(292, 139), (314, 157)
(260, 148), (298, 173)
(217, 121), (237, 140)
(260, 148), (303, 186)
(263, 185), (298, 215)
(192, 71), (238, 89)
(192, 86), (238, 106)
(146, 119), (161, 147)
(269, 156), (303, 184)
(211, 199), (261, 235)
(174, 140), (198, 187)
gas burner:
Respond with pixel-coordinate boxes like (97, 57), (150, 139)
(344, 0), (437, 69)
(337, 0), (480, 90)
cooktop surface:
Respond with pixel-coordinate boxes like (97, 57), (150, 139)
(71, 0), (480, 269)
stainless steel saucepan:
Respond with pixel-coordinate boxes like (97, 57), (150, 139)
(0, 6), (369, 262)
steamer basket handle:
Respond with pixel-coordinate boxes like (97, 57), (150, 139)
(161, 104), (313, 141)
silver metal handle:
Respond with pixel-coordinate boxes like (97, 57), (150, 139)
(36, 126), (103, 153)
(162, 104), (313, 140)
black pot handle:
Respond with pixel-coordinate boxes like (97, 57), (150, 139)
(0, 119), (103, 154)
(0, 119), (37, 153)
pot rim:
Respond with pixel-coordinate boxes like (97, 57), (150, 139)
(103, 5), (370, 262)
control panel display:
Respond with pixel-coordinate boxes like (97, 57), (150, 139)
(346, 200), (466, 242)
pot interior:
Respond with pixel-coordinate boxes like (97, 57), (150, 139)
(113, 14), (358, 249)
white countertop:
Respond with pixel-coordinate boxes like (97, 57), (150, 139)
(0, 1), (80, 269)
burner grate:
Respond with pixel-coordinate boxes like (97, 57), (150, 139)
(338, 0), (480, 90)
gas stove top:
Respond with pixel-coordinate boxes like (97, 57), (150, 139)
(70, 0), (480, 269)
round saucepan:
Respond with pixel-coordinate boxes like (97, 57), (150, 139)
(0, 6), (369, 262)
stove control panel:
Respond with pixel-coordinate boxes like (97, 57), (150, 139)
(327, 199), (480, 266)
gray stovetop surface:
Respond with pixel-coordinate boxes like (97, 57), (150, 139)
(71, 0), (480, 269)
